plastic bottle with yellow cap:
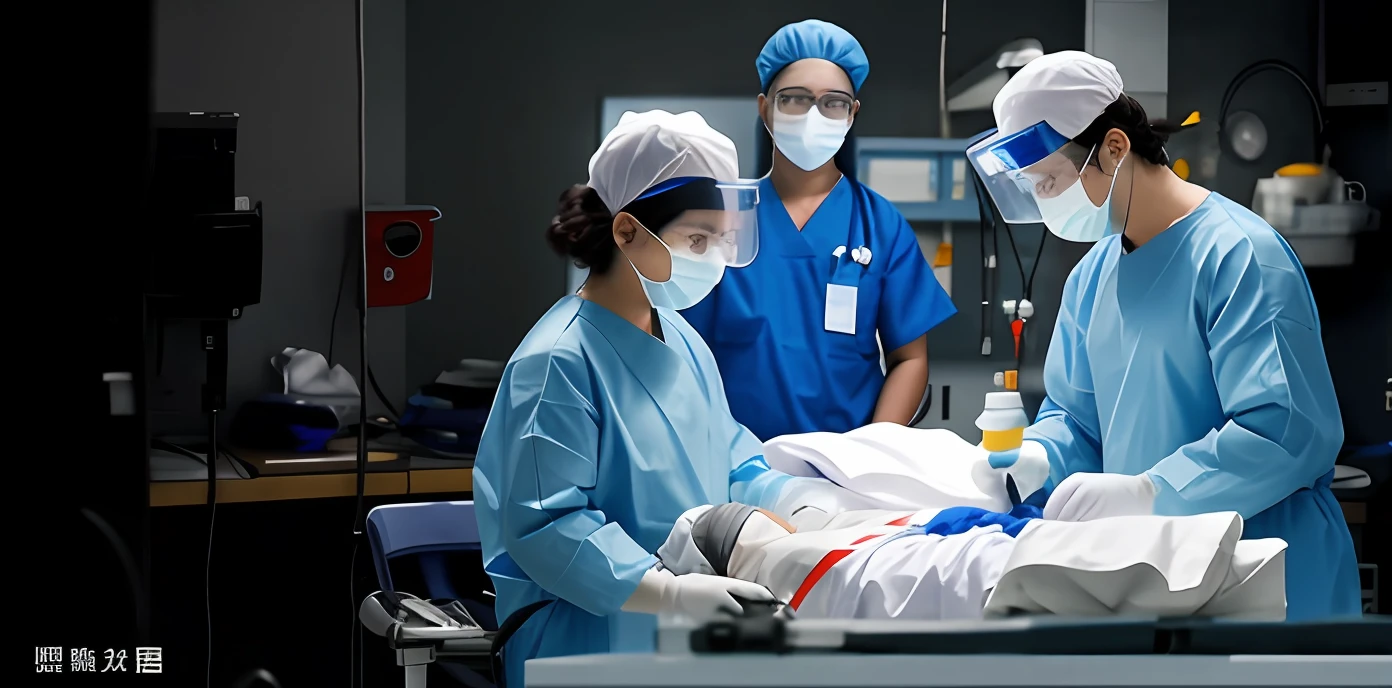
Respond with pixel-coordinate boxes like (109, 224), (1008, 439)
(977, 370), (1028, 452)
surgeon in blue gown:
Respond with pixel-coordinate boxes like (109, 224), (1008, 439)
(474, 111), (851, 685)
(967, 51), (1360, 621)
(682, 20), (956, 441)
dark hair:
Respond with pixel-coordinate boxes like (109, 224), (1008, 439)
(1071, 94), (1186, 167)
(545, 185), (619, 274)
(545, 179), (726, 275)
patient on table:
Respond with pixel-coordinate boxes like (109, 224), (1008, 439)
(657, 502), (1288, 621)
(664, 423), (1287, 621)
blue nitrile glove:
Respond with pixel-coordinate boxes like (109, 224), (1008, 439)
(972, 441), (1051, 509)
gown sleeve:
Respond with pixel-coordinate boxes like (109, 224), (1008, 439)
(1023, 259), (1105, 486)
(1144, 241), (1343, 518)
(876, 209), (956, 352)
(487, 353), (656, 617)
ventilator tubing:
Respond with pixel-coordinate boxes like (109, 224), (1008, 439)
(981, 427), (1025, 453)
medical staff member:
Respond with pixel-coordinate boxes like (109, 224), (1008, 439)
(968, 51), (1359, 621)
(682, 20), (956, 441)
(475, 110), (855, 684)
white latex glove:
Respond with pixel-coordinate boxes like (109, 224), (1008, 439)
(971, 440), (1052, 507)
(1043, 472), (1159, 521)
(621, 568), (776, 620)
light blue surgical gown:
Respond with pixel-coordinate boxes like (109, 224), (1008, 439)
(682, 177), (956, 441)
(473, 296), (794, 683)
(1023, 193), (1360, 621)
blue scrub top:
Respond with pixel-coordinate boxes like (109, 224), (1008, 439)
(683, 176), (955, 441)
(1024, 193), (1360, 621)
(474, 296), (794, 684)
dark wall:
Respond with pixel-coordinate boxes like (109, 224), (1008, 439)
(1169, 0), (1321, 206)
(1316, 0), (1391, 445)
(400, 0), (1087, 392)
(152, 0), (403, 430)
(398, 0), (1382, 442)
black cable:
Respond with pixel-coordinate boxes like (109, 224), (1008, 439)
(367, 364), (401, 420)
(1024, 229), (1047, 301)
(1003, 222), (1027, 288)
(352, 0), (368, 539)
(153, 439), (254, 479)
(1218, 59), (1325, 162)
(81, 508), (151, 643)
(206, 407), (219, 688)
(153, 437), (207, 465)
(328, 230), (353, 365)
(351, 2), (368, 686)
(978, 190), (989, 349)
(973, 164), (996, 355)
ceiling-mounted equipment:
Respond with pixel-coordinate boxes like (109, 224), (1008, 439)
(946, 39), (1044, 112)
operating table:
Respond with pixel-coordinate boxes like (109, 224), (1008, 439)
(526, 612), (1392, 688)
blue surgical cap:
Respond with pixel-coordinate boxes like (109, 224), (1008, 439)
(756, 20), (869, 93)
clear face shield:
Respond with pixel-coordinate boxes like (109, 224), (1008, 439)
(624, 178), (760, 310)
(646, 180), (760, 269)
(966, 121), (1106, 238)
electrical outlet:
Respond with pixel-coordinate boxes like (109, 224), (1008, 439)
(1326, 82), (1388, 107)
(234, 196), (251, 211)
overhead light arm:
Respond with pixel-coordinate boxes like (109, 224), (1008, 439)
(947, 38), (1044, 112)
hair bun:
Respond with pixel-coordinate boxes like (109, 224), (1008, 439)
(544, 185), (616, 269)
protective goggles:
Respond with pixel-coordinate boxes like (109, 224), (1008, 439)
(627, 177), (760, 268)
(772, 88), (856, 120)
(966, 121), (1095, 226)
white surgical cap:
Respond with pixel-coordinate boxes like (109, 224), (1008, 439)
(587, 110), (740, 215)
(993, 50), (1124, 140)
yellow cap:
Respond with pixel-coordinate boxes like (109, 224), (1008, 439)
(1181, 110), (1201, 127)
(1004, 370), (1018, 391)
(1275, 163), (1325, 177)
(1172, 158), (1191, 180)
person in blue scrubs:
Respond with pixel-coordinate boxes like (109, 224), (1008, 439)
(682, 20), (956, 441)
(474, 111), (855, 685)
(967, 51), (1359, 621)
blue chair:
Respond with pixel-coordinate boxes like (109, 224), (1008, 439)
(363, 501), (497, 688)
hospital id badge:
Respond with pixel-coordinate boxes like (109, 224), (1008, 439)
(825, 284), (857, 335)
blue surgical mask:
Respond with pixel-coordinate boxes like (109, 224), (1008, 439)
(633, 244), (727, 311)
(1035, 146), (1127, 243)
(771, 110), (850, 172)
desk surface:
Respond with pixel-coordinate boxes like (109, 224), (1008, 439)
(146, 448), (1369, 524)
(149, 447), (472, 507)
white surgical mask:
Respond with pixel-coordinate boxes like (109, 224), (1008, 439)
(727, 512), (791, 582)
(633, 242), (727, 311)
(1035, 146), (1127, 243)
(771, 109), (850, 172)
